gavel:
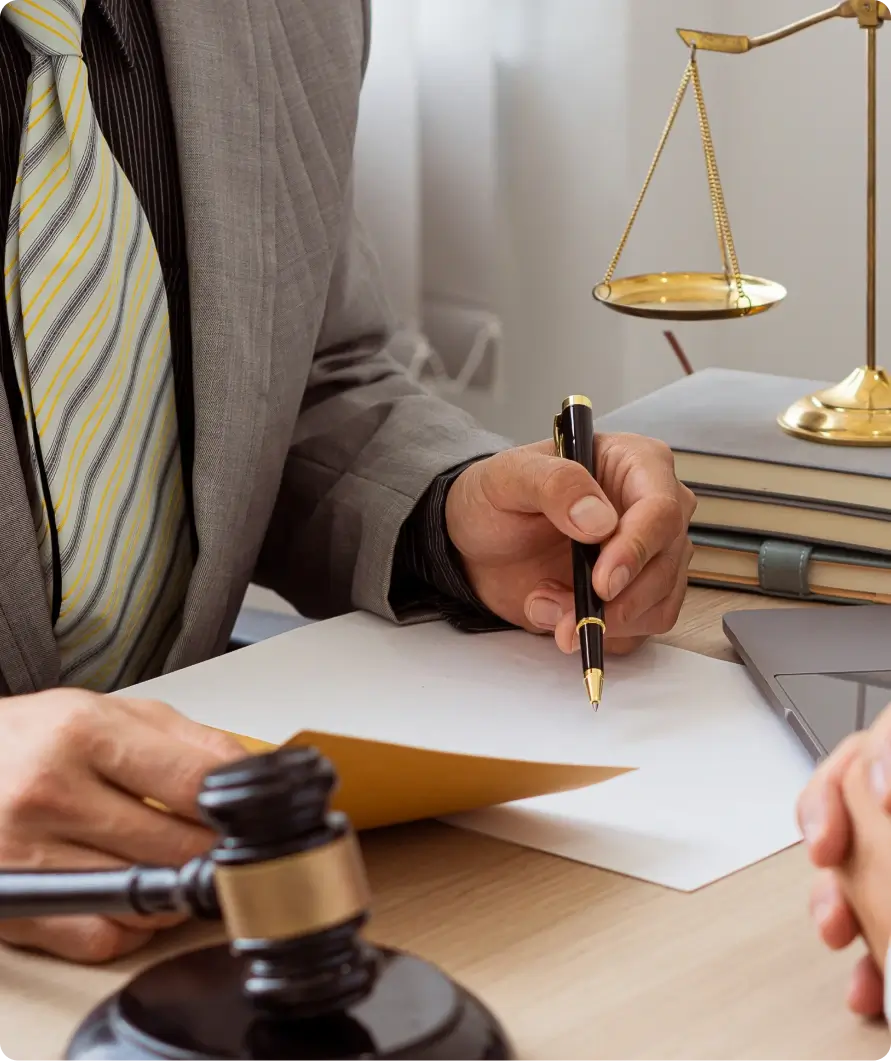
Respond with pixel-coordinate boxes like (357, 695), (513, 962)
(0, 746), (513, 1060)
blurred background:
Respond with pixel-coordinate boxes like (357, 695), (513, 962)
(245, 0), (888, 621)
(353, 0), (891, 442)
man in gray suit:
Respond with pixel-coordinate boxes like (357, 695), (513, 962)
(0, 0), (694, 961)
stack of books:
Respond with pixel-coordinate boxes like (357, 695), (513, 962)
(594, 368), (891, 605)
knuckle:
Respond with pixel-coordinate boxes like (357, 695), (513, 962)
(627, 534), (650, 573)
(170, 826), (216, 865)
(0, 693), (104, 821)
(675, 538), (694, 585)
(654, 494), (685, 537)
(198, 726), (246, 763)
(613, 600), (633, 629)
(537, 460), (584, 502)
(51, 691), (103, 750)
(5, 762), (65, 819)
(76, 919), (131, 964)
(659, 549), (683, 597)
(646, 437), (674, 464)
(654, 589), (684, 632)
(131, 698), (174, 719)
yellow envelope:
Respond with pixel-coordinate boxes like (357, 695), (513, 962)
(226, 729), (630, 832)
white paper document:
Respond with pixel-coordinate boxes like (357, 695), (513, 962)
(445, 643), (815, 891)
(128, 613), (814, 891)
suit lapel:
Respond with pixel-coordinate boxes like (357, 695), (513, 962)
(151, 0), (274, 670)
(0, 401), (59, 694)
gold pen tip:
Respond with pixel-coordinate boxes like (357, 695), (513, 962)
(584, 668), (603, 709)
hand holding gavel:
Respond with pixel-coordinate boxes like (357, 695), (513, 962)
(0, 688), (246, 963)
(0, 737), (514, 1060)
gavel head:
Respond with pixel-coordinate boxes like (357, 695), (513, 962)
(196, 746), (377, 1019)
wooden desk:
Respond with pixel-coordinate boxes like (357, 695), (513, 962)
(0, 588), (888, 1060)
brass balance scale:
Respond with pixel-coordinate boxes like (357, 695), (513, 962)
(593, 0), (891, 445)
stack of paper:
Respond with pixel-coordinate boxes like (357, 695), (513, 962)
(126, 614), (813, 891)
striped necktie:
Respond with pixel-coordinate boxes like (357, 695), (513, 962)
(2, 0), (192, 691)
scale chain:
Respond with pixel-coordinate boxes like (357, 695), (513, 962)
(600, 49), (749, 313)
(601, 60), (694, 287)
(689, 57), (748, 308)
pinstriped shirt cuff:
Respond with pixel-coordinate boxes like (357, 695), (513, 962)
(391, 460), (514, 632)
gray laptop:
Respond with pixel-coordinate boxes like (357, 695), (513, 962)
(723, 604), (891, 762)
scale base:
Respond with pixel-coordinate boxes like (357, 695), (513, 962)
(778, 365), (891, 445)
(65, 943), (513, 1061)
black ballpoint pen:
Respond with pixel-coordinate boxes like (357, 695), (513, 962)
(553, 395), (605, 708)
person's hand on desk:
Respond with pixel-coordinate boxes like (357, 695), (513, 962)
(446, 432), (696, 653)
(798, 716), (891, 1019)
(0, 690), (243, 964)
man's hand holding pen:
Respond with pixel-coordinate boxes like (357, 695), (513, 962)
(444, 430), (697, 658)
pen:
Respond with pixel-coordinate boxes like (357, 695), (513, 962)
(553, 395), (605, 708)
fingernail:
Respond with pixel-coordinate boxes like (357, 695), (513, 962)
(569, 496), (613, 537)
(813, 899), (833, 927)
(608, 565), (631, 600)
(870, 757), (888, 801)
(527, 597), (563, 631)
(799, 793), (825, 845)
(812, 878), (840, 927)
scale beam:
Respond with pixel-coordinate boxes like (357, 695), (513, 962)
(677, 1), (889, 55)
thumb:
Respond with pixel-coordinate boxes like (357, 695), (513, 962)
(482, 445), (618, 543)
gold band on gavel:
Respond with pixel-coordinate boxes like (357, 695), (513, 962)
(213, 832), (371, 942)
(577, 617), (606, 635)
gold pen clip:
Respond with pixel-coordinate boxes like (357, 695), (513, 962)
(553, 414), (565, 458)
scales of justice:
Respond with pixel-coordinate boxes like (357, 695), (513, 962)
(593, 0), (891, 446)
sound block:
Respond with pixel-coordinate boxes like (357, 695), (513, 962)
(65, 943), (514, 1060)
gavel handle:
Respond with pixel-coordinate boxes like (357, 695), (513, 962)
(0, 856), (220, 920)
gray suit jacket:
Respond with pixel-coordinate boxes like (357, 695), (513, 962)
(0, 0), (507, 696)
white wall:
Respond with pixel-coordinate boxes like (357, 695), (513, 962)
(354, 1), (891, 443)
(488, 0), (628, 441)
(353, 0), (421, 329)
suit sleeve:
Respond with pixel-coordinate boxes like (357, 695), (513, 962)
(253, 190), (510, 622)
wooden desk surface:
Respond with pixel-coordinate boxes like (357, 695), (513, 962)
(0, 588), (888, 1060)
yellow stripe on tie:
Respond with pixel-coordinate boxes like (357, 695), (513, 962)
(3, 0), (191, 690)
(19, 0), (78, 35)
(8, 6), (79, 51)
(22, 149), (110, 326)
(28, 92), (59, 131)
(35, 192), (133, 427)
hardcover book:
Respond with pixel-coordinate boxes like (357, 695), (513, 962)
(689, 529), (891, 604)
(595, 369), (891, 516)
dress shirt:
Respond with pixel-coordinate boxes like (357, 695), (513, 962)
(0, 0), (504, 635)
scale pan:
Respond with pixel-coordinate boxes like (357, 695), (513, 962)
(593, 272), (786, 321)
